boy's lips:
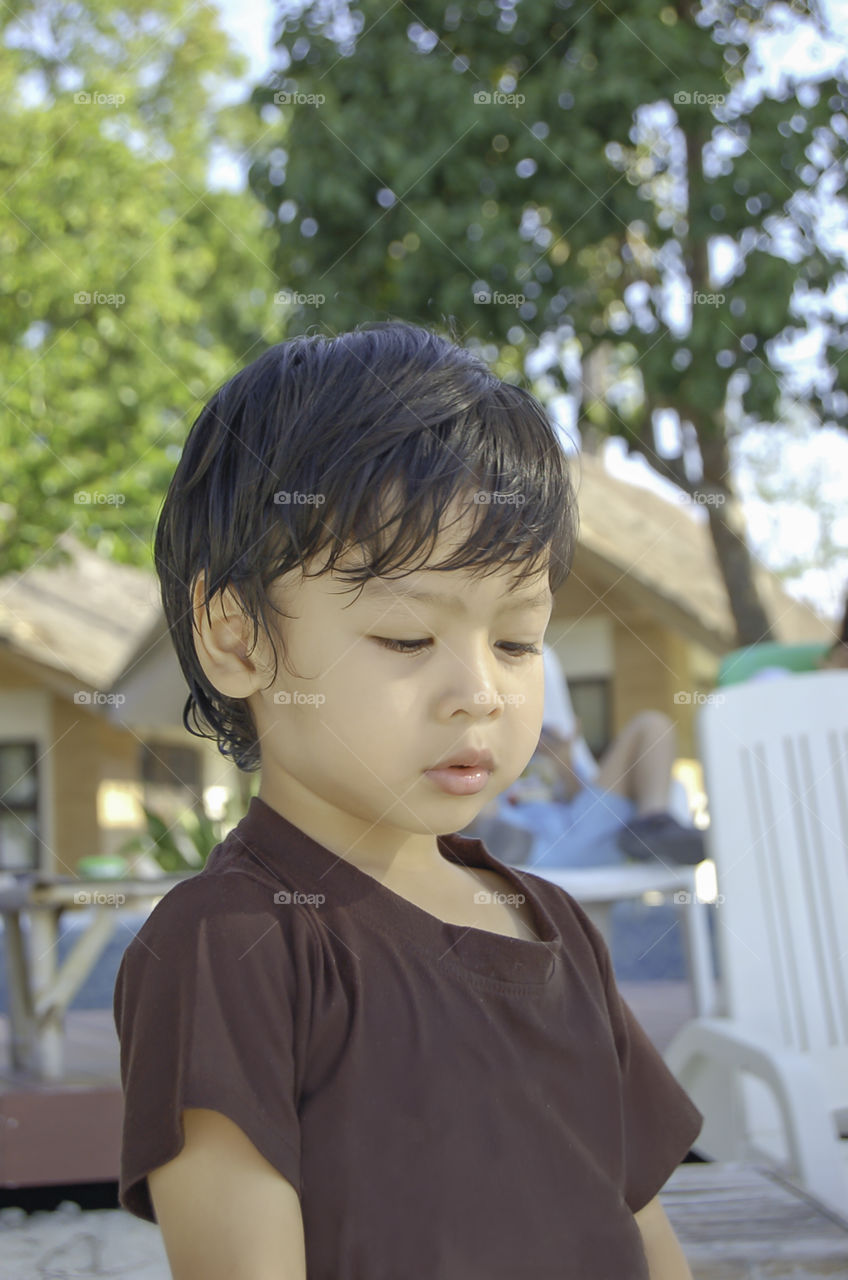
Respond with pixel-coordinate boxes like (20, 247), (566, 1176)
(424, 749), (494, 796)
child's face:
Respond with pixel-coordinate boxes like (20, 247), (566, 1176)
(248, 513), (554, 858)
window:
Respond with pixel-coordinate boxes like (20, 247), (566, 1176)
(139, 741), (202, 791)
(138, 741), (204, 824)
(569, 678), (612, 760)
(0, 741), (41, 870)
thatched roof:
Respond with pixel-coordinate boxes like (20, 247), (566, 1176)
(0, 531), (160, 696)
(571, 452), (833, 649)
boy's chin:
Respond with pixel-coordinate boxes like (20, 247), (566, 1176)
(471, 795), (502, 821)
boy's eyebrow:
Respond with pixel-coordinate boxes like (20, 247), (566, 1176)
(357, 581), (553, 615)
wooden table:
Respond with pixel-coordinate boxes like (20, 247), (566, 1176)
(532, 863), (719, 1017)
(662, 1161), (848, 1277)
(0, 871), (191, 1080)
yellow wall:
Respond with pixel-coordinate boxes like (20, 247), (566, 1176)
(612, 624), (696, 756)
(0, 647), (40, 688)
(50, 697), (138, 872)
(552, 553), (720, 759)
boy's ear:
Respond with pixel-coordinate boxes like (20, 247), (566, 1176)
(190, 571), (275, 698)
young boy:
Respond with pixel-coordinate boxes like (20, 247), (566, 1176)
(114, 320), (703, 1280)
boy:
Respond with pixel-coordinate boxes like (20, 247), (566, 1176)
(114, 320), (702, 1279)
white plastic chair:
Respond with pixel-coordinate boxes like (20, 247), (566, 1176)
(664, 670), (848, 1218)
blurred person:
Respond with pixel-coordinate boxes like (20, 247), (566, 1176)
(479, 645), (704, 869)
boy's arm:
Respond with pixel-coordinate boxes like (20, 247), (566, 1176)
(634, 1195), (694, 1280)
(149, 1107), (307, 1280)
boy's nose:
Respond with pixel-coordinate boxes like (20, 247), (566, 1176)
(436, 658), (505, 717)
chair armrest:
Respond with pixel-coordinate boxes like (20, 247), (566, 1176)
(664, 1017), (848, 1216)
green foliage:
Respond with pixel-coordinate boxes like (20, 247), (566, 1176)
(0, 0), (284, 572)
(3, 0), (846, 643)
(247, 0), (847, 441)
(118, 798), (245, 872)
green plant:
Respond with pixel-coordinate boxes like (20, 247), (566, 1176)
(118, 799), (244, 873)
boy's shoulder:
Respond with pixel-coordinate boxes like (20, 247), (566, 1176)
(137, 809), (324, 921)
(143, 849), (274, 911)
(114, 857), (326, 1038)
(123, 850), (316, 968)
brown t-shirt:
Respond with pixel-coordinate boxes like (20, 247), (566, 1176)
(114, 796), (703, 1279)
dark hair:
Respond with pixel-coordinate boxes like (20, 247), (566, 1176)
(154, 320), (578, 771)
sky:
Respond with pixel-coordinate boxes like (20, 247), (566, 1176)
(208, 0), (848, 624)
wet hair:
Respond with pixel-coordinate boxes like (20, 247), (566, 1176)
(154, 320), (578, 771)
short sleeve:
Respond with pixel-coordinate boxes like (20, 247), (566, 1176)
(113, 873), (310, 1222)
(569, 897), (704, 1214)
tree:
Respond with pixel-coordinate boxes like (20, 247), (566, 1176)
(248, 0), (848, 643)
(0, 0), (282, 572)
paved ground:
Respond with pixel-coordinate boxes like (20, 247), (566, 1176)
(0, 1200), (170, 1279)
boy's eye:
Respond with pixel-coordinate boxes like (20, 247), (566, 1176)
(372, 638), (542, 657)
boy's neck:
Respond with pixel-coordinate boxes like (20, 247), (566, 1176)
(256, 778), (453, 877)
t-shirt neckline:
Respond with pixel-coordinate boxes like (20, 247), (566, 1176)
(226, 796), (559, 987)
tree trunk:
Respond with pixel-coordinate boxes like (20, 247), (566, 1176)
(677, 89), (776, 648)
(695, 426), (776, 646)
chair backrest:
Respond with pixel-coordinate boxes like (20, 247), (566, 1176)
(698, 671), (848, 1054)
(717, 642), (830, 687)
